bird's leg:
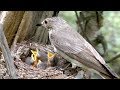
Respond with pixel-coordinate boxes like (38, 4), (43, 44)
(61, 62), (77, 71)
(63, 63), (71, 70)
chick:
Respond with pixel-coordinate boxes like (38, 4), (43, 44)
(47, 51), (56, 66)
(31, 49), (40, 67)
(31, 49), (48, 68)
(25, 48), (57, 69)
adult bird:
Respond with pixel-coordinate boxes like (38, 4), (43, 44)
(37, 17), (119, 79)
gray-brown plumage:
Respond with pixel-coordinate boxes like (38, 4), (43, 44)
(39, 17), (119, 79)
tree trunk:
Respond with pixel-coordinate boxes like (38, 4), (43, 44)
(0, 24), (17, 79)
(0, 11), (59, 78)
(25, 11), (54, 45)
(3, 11), (57, 48)
(3, 11), (25, 47)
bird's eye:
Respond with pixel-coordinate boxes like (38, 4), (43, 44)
(44, 20), (47, 24)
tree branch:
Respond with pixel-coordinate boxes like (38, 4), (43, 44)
(74, 11), (93, 45)
(74, 11), (84, 33)
(107, 52), (120, 63)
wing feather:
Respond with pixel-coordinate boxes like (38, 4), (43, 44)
(50, 27), (105, 64)
(49, 27), (118, 78)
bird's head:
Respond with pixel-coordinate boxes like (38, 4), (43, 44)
(36, 17), (68, 30)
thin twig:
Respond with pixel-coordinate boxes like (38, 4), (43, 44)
(11, 12), (25, 50)
(107, 52), (120, 63)
(74, 11), (92, 45)
(74, 11), (84, 32)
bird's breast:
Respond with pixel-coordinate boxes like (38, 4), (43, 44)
(49, 30), (54, 39)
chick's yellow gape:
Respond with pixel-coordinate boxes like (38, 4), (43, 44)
(31, 49), (41, 67)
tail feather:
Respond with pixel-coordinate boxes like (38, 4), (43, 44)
(101, 64), (119, 79)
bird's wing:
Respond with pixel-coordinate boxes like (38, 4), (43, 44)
(50, 27), (105, 64)
(50, 27), (118, 78)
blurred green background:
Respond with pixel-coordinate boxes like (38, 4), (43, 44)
(59, 11), (120, 75)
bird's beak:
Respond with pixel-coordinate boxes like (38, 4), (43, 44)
(36, 23), (42, 26)
(36, 21), (44, 26)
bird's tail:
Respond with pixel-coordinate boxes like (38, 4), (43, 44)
(100, 64), (119, 79)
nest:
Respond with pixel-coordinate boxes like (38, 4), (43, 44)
(0, 41), (83, 79)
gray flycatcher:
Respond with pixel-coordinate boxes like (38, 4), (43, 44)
(38, 17), (119, 79)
